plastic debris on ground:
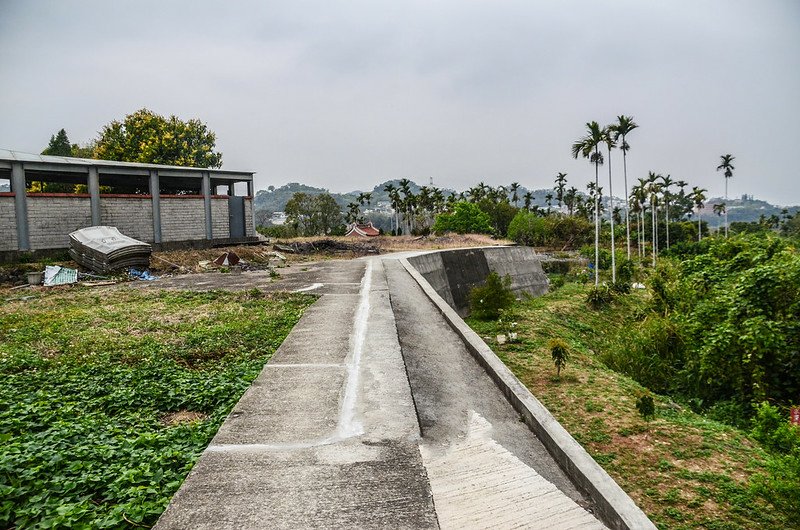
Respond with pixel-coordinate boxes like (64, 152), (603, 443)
(43, 265), (78, 286)
(129, 268), (158, 281)
(69, 226), (152, 273)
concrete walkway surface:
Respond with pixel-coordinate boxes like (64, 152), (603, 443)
(154, 254), (611, 529)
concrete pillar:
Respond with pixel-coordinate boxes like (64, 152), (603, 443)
(11, 162), (30, 251)
(149, 170), (162, 244)
(88, 167), (101, 226)
(246, 181), (253, 197)
(202, 172), (212, 240)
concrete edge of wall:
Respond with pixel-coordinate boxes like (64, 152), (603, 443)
(398, 256), (656, 530)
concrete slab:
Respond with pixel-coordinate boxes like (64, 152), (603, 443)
(158, 440), (437, 529)
(210, 365), (345, 445)
(422, 412), (605, 530)
(269, 294), (358, 364)
(155, 256), (438, 529)
(384, 258), (590, 504)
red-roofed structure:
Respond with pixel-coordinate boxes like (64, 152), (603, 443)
(345, 222), (380, 237)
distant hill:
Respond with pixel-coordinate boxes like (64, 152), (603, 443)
(701, 195), (799, 225)
(254, 180), (563, 214)
(253, 181), (797, 226)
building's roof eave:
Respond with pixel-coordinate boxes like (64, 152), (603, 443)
(0, 148), (254, 178)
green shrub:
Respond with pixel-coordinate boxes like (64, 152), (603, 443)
(636, 394), (656, 422)
(751, 402), (800, 454)
(469, 272), (515, 320)
(586, 284), (614, 309)
(580, 245), (612, 270)
(601, 315), (680, 393)
(433, 202), (494, 235)
(257, 224), (298, 238)
(548, 338), (570, 378)
(507, 212), (593, 248)
(541, 259), (572, 275)
(749, 402), (800, 527)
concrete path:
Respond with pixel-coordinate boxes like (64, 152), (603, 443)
(154, 255), (606, 529)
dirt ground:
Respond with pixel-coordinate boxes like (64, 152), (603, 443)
(0, 233), (510, 294)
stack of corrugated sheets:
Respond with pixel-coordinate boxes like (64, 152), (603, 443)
(69, 226), (152, 273)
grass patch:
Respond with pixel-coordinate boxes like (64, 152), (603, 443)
(0, 287), (314, 528)
(466, 282), (789, 529)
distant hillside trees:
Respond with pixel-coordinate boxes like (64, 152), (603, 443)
(284, 192), (344, 236)
(432, 202), (493, 234)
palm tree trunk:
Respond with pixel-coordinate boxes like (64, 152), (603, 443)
(666, 201), (670, 250)
(724, 177), (729, 237)
(608, 148), (616, 283)
(594, 151), (599, 286)
(651, 197), (657, 267)
(623, 149), (631, 259)
(698, 211), (702, 241)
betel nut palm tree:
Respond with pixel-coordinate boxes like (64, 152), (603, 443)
(660, 174), (674, 250)
(602, 125), (617, 283)
(646, 172), (661, 267)
(611, 115), (638, 259)
(572, 121), (605, 286)
(554, 172), (568, 209)
(691, 186), (707, 241)
(510, 182), (521, 207)
(716, 154), (735, 237)
(632, 179), (648, 259)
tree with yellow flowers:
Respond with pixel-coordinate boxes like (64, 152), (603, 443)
(92, 108), (222, 168)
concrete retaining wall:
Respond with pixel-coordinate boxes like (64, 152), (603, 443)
(407, 246), (549, 315)
(400, 254), (656, 530)
(0, 196), (18, 251)
(100, 197), (154, 243)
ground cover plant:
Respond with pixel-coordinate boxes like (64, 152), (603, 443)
(0, 287), (314, 528)
(466, 277), (794, 529)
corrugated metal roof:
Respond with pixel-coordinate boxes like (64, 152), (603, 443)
(0, 148), (254, 177)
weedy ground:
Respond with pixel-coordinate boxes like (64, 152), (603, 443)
(0, 287), (314, 529)
(467, 281), (789, 530)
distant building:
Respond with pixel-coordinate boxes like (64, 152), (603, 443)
(270, 211), (287, 225)
(345, 221), (380, 237)
(0, 149), (257, 260)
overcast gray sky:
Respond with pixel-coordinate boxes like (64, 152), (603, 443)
(1, 0), (798, 204)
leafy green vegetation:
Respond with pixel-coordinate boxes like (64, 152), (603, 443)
(468, 272), (514, 320)
(0, 288), (314, 529)
(466, 274), (794, 528)
(610, 234), (800, 415)
(432, 201), (493, 235)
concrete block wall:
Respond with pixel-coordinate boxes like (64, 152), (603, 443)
(0, 196), (18, 251)
(27, 196), (92, 250)
(100, 197), (154, 243)
(161, 197), (207, 242)
(211, 198), (230, 240)
(244, 197), (254, 236)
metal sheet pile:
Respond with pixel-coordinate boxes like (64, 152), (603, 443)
(69, 226), (152, 273)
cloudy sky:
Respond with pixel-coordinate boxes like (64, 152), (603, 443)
(1, 1), (798, 204)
